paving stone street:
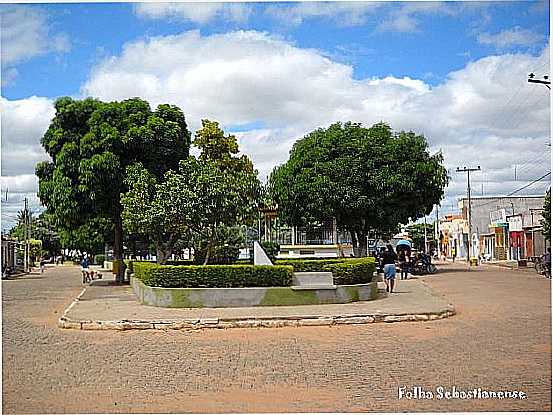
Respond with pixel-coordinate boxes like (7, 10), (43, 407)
(2, 263), (551, 413)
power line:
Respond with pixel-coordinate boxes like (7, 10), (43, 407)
(472, 172), (551, 209)
(507, 171), (551, 196)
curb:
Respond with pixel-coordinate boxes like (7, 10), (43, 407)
(58, 307), (456, 331)
(480, 262), (537, 274)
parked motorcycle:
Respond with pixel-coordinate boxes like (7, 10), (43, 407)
(410, 254), (437, 276)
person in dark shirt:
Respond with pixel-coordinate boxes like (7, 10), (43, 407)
(382, 244), (398, 293)
(398, 249), (410, 280)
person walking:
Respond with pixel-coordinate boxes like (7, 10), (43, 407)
(81, 255), (90, 283)
(451, 246), (456, 263)
(404, 249), (412, 279)
(39, 257), (46, 274)
(382, 244), (398, 293)
(398, 250), (408, 280)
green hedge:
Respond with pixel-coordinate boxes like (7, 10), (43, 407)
(275, 258), (350, 272)
(324, 258), (376, 285)
(94, 254), (105, 265)
(164, 259), (195, 266)
(133, 262), (294, 288)
(276, 257), (376, 285)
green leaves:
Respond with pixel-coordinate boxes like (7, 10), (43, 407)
(121, 120), (262, 264)
(269, 121), (449, 240)
(133, 262), (293, 288)
(36, 97), (192, 255)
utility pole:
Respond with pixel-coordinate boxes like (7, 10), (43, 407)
(456, 166), (481, 263)
(435, 204), (439, 244)
(24, 198), (28, 273)
(424, 216), (428, 254)
(530, 208), (544, 257)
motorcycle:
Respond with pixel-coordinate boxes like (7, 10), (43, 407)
(410, 254), (437, 276)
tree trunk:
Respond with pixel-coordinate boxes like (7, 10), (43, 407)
(356, 230), (368, 257)
(156, 234), (174, 264)
(203, 236), (213, 266)
(113, 214), (126, 283)
(350, 230), (358, 257)
(156, 244), (171, 264)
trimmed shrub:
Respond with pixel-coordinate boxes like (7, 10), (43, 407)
(94, 254), (105, 265)
(276, 257), (376, 285)
(324, 258), (376, 285)
(275, 258), (350, 272)
(164, 259), (195, 266)
(133, 262), (293, 288)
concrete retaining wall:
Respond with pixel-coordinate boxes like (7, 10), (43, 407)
(130, 277), (378, 308)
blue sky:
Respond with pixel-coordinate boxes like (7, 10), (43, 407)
(3, 1), (549, 99)
(1, 1), (551, 230)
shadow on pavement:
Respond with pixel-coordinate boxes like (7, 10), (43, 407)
(89, 280), (129, 287)
(3, 274), (47, 281)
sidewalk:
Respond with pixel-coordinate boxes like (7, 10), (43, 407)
(59, 277), (455, 331)
(481, 259), (539, 274)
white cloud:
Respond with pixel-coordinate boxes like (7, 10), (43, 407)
(0, 5), (71, 85)
(80, 31), (550, 200)
(377, 2), (456, 33)
(0, 175), (39, 194)
(1, 96), (54, 176)
(3, 30), (550, 229)
(133, 2), (252, 24)
(0, 96), (54, 230)
(477, 26), (544, 49)
(265, 2), (382, 27)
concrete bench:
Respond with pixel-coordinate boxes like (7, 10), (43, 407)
(292, 272), (334, 287)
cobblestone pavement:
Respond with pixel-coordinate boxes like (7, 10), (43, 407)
(64, 274), (453, 326)
(3, 263), (551, 413)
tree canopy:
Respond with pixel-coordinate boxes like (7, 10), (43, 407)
(121, 120), (261, 264)
(9, 212), (62, 257)
(36, 97), (191, 277)
(269, 122), (449, 256)
(405, 222), (436, 252)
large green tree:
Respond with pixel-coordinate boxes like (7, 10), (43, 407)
(269, 122), (449, 256)
(36, 97), (190, 279)
(121, 120), (261, 264)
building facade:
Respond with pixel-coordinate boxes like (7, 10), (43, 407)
(443, 195), (549, 261)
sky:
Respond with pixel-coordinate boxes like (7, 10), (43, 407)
(1, 1), (551, 231)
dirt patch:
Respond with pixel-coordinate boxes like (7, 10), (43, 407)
(531, 342), (552, 354)
(11, 384), (355, 413)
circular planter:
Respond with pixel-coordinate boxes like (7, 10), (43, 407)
(131, 277), (379, 308)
